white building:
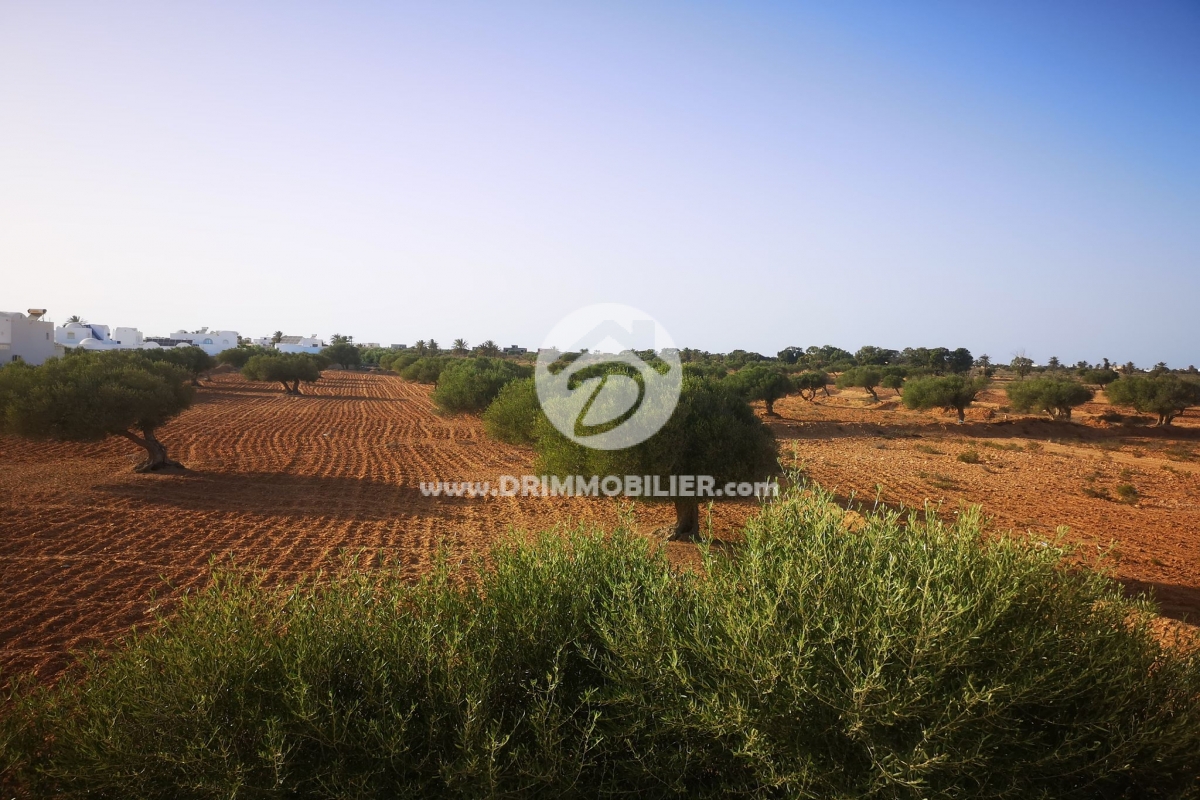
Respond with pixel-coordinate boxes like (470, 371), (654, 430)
(275, 335), (325, 355)
(167, 328), (240, 356)
(55, 321), (112, 347)
(0, 310), (57, 365)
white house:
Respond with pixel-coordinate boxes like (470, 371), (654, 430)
(1, 309), (57, 365)
(167, 328), (240, 356)
(275, 335), (325, 355)
(55, 321), (112, 347)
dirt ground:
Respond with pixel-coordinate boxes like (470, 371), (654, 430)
(2, 371), (1199, 679)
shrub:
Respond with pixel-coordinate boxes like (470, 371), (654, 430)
(1106, 374), (1200, 427)
(432, 357), (532, 414)
(216, 346), (273, 369)
(399, 356), (451, 384)
(1116, 483), (1139, 504)
(1006, 377), (1095, 421)
(242, 353), (322, 395)
(836, 366), (883, 401)
(5, 483), (1200, 798)
(957, 449), (981, 464)
(482, 377), (541, 444)
(881, 367), (906, 394)
(1082, 368), (1120, 387)
(902, 375), (990, 423)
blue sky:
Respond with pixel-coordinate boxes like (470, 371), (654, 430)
(2, 1), (1197, 365)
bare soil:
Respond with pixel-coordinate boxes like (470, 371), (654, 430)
(3, 371), (1198, 679)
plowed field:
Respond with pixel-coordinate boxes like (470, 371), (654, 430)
(3, 371), (1199, 679)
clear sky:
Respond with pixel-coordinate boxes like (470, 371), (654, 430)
(2, 1), (1197, 366)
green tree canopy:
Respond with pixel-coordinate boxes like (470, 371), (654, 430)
(724, 365), (794, 415)
(793, 371), (829, 401)
(1006, 377), (1094, 421)
(482, 377), (542, 445)
(836, 366), (883, 401)
(432, 357), (532, 414)
(1081, 368), (1120, 388)
(399, 356), (452, 384)
(1106, 375), (1200, 427)
(902, 375), (990, 423)
(321, 342), (361, 369)
(0, 351), (194, 471)
(216, 346), (274, 369)
(242, 354), (322, 395)
(141, 346), (216, 386)
(1010, 355), (1035, 379)
(535, 377), (778, 540)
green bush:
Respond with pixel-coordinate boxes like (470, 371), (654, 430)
(482, 377), (541, 444)
(399, 356), (452, 384)
(216, 346), (274, 369)
(836, 366), (883, 400)
(1106, 374), (1200, 427)
(432, 357), (532, 414)
(5, 483), (1200, 797)
(1006, 377), (1095, 421)
(902, 375), (990, 423)
(242, 353), (322, 395)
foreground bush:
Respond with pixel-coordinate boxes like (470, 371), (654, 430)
(432, 357), (532, 413)
(4, 485), (1199, 798)
(482, 376), (541, 444)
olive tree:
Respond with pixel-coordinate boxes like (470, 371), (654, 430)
(1106, 375), (1200, 427)
(836, 366), (883, 401)
(902, 375), (990, 423)
(793, 371), (829, 401)
(0, 351), (194, 471)
(321, 342), (361, 369)
(242, 354), (322, 395)
(217, 346), (273, 369)
(482, 377), (541, 445)
(535, 377), (778, 540)
(142, 346), (216, 386)
(432, 357), (532, 413)
(1010, 354), (1035, 379)
(725, 365), (794, 416)
(1006, 378), (1094, 421)
(1081, 368), (1120, 388)
(881, 369), (905, 395)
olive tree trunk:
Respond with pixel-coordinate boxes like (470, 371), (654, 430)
(120, 426), (183, 472)
(670, 499), (700, 541)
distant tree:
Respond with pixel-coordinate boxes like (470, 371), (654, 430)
(725, 365), (795, 416)
(1152, 362), (1170, 376)
(804, 345), (854, 369)
(271, 331), (284, 344)
(947, 348), (974, 374)
(1046, 356), (1061, 371)
(329, 333), (353, 346)
(414, 340), (428, 356)
(881, 370), (905, 395)
(1010, 354), (1034, 379)
(452, 338), (469, 356)
(1106, 375), (1200, 427)
(322, 342), (361, 369)
(432, 357), (532, 414)
(216, 346), (273, 369)
(794, 371), (829, 401)
(142, 346), (216, 387)
(65, 315), (87, 324)
(1006, 378), (1094, 421)
(836, 366), (883, 401)
(535, 378), (778, 540)
(855, 346), (898, 367)
(0, 351), (193, 471)
(777, 346), (802, 365)
(975, 354), (992, 369)
(399, 356), (452, 384)
(1081, 369), (1119, 388)
(482, 377), (541, 445)
(242, 353), (322, 395)
(427, 339), (440, 355)
(1120, 361), (1137, 375)
(902, 375), (990, 423)
(477, 340), (501, 357)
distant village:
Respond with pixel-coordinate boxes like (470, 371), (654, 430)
(0, 308), (531, 367)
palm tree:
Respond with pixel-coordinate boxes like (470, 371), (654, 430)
(477, 340), (500, 357)
(427, 339), (440, 355)
(271, 331), (284, 344)
(66, 315), (87, 324)
(414, 340), (427, 356)
(452, 338), (468, 355)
